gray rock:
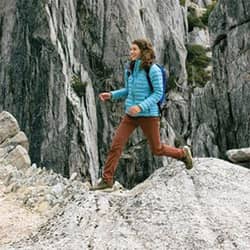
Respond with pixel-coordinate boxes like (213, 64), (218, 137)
(0, 146), (10, 159)
(50, 183), (65, 198)
(0, 131), (29, 152)
(188, 2), (207, 17)
(191, 0), (250, 158)
(44, 193), (57, 206)
(69, 172), (78, 181)
(188, 27), (210, 48)
(4, 145), (31, 170)
(4, 182), (20, 193)
(0, 111), (20, 144)
(226, 147), (250, 163)
(0, 111), (31, 172)
(9, 158), (250, 250)
(0, 0), (248, 194)
(191, 0), (213, 8)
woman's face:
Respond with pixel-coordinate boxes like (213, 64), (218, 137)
(129, 43), (141, 61)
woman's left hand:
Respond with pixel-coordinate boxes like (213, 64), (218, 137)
(128, 105), (141, 116)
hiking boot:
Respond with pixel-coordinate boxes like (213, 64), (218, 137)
(181, 146), (193, 170)
(90, 178), (113, 191)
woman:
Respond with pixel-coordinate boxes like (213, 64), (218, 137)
(91, 38), (193, 190)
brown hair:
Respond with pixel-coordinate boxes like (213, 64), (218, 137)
(131, 38), (156, 70)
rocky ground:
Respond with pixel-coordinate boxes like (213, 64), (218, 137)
(1, 158), (250, 250)
(1, 112), (250, 250)
(0, 182), (46, 246)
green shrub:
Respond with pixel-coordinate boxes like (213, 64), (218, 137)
(179, 0), (186, 7)
(187, 44), (210, 68)
(201, 1), (217, 26)
(186, 44), (211, 87)
(187, 7), (206, 32)
(187, 64), (211, 87)
(167, 74), (178, 91)
(187, 1), (217, 31)
(71, 74), (87, 97)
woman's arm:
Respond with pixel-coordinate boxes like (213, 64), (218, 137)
(110, 88), (128, 100)
(110, 69), (129, 100)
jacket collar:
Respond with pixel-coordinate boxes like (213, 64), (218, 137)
(126, 59), (142, 76)
(133, 59), (141, 74)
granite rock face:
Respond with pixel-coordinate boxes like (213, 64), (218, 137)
(191, 0), (250, 158)
(0, 0), (100, 183)
(1, 0), (249, 189)
(0, 0), (188, 186)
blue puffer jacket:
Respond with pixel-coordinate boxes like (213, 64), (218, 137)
(110, 59), (163, 117)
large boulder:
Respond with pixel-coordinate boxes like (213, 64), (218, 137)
(226, 147), (250, 163)
(0, 111), (30, 170)
(1, 131), (29, 152)
(3, 145), (31, 169)
(9, 158), (250, 250)
(0, 111), (20, 144)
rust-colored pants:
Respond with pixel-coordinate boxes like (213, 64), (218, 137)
(103, 115), (185, 184)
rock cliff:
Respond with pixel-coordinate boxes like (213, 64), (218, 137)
(191, 0), (250, 158)
(0, 0), (249, 188)
(0, 0), (188, 186)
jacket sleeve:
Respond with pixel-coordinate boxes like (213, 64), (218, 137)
(138, 65), (163, 111)
(110, 69), (128, 100)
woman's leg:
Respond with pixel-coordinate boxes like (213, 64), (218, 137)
(102, 115), (138, 184)
(139, 117), (185, 159)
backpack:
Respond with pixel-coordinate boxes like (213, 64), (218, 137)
(127, 63), (168, 114)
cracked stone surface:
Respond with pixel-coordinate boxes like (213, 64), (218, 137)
(3, 158), (250, 250)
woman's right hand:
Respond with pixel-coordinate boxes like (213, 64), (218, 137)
(99, 92), (111, 102)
